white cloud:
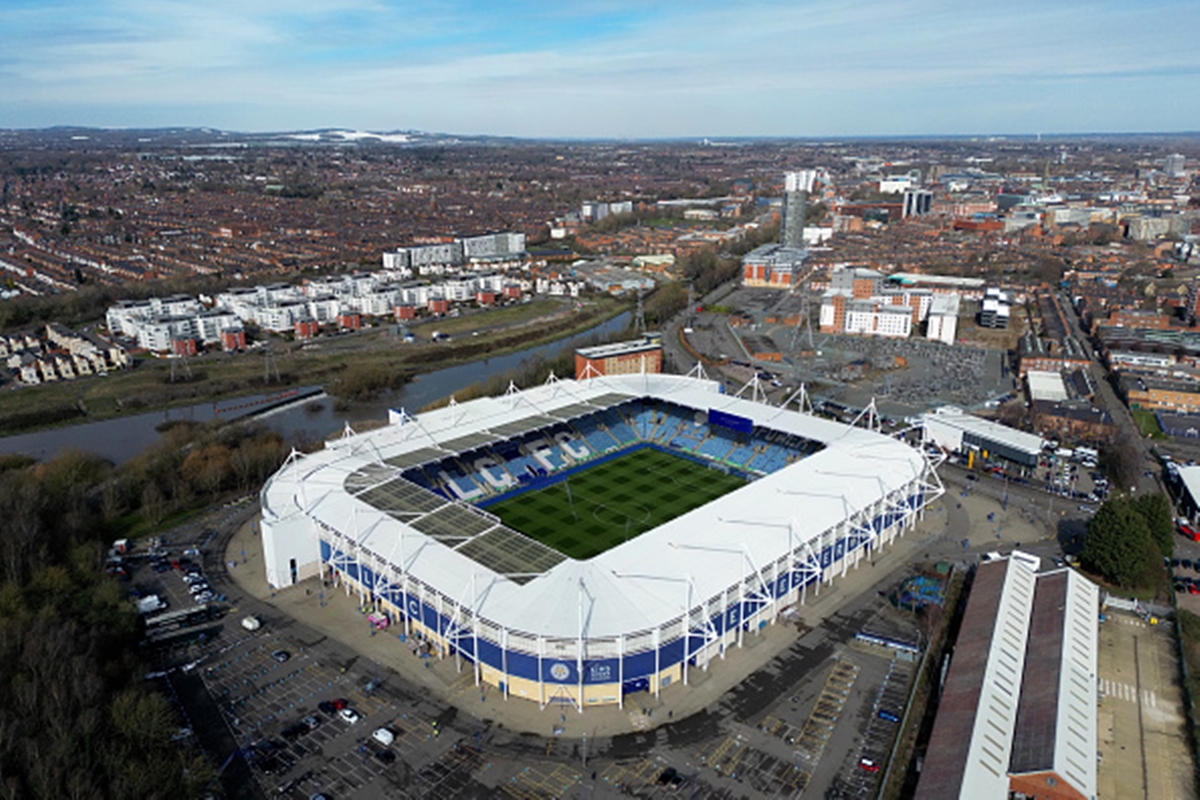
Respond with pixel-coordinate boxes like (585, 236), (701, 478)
(0, 0), (1197, 135)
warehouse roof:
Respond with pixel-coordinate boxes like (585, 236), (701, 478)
(923, 406), (1045, 456)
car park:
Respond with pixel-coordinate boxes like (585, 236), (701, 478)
(657, 767), (685, 787)
(281, 722), (308, 741)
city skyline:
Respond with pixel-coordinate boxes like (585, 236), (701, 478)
(1, 0), (1198, 138)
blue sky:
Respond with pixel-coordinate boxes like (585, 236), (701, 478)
(0, 0), (1196, 137)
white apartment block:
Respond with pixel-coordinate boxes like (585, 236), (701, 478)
(307, 296), (341, 323)
(843, 300), (913, 338)
(194, 310), (243, 344)
(926, 293), (961, 345)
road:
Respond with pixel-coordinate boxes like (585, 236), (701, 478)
(1056, 290), (1161, 495)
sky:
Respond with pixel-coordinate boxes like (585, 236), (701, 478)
(0, 0), (1197, 138)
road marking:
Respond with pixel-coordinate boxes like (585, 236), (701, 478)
(1099, 678), (1159, 709)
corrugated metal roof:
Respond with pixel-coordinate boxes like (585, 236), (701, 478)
(923, 407), (1044, 456)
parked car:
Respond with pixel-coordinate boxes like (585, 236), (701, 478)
(281, 722), (308, 741)
(271, 650), (290, 663)
(339, 708), (361, 724)
(858, 757), (880, 773)
(372, 727), (395, 746)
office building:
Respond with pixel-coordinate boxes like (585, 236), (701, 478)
(903, 189), (933, 218)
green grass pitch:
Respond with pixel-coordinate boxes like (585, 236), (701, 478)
(486, 447), (747, 560)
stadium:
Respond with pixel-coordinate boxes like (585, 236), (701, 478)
(259, 372), (943, 710)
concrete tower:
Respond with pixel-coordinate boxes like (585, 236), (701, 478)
(781, 170), (817, 249)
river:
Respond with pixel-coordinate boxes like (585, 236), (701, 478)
(0, 312), (631, 465)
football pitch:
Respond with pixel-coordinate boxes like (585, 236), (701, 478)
(487, 447), (747, 560)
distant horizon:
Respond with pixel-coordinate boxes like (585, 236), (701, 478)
(2, 1), (1197, 138)
(3, 124), (1200, 144)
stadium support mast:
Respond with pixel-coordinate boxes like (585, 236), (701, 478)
(685, 361), (709, 382)
(848, 398), (881, 432)
(779, 383), (813, 414)
(734, 373), (770, 405)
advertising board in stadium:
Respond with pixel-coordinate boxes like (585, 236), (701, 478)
(708, 408), (753, 434)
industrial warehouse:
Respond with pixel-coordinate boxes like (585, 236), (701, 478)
(259, 373), (944, 711)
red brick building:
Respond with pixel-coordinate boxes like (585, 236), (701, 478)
(294, 320), (319, 339)
(170, 338), (198, 357)
(575, 336), (662, 379)
(220, 329), (246, 352)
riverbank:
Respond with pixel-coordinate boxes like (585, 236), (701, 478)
(0, 295), (630, 438)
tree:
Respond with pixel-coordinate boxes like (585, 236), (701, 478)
(1080, 496), (1162, 588)
(1133, 492), (1175, 557)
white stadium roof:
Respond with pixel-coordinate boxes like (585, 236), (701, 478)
(263, 373), (930, 640)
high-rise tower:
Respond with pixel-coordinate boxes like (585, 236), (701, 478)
(781, 170), (817, 249)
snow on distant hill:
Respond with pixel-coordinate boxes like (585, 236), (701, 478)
(286, 130), (412, 143)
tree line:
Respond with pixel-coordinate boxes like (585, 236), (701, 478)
(0, 421), (296, 798)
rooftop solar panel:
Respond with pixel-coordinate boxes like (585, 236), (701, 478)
(588, 392), (634, 407)
(439, 431), (499, 452)
(550, 402), (595, 420)
(456, 527), (566, 584)
(490, 414), (559, 438)
(383, 447), (447, 469)
(343, 463), (399, 494)
(358, 477), (447, 519)
(410, 504), (497, 540)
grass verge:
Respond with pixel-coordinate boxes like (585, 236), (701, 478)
(1132, 408), (1168, 440)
